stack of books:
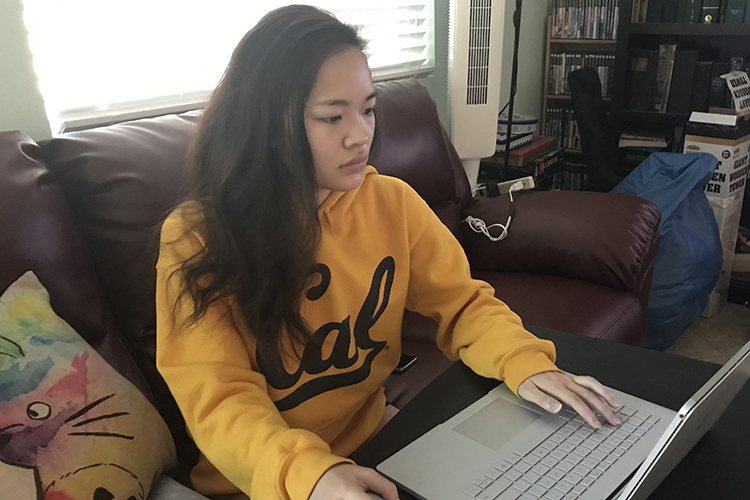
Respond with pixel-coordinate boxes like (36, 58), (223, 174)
(495, 114), (538, 153)
(502, 136), (560, 167)
(618, 131), (671, 148)
(481, 135), (564, 189)
(619, 131), (672, 172)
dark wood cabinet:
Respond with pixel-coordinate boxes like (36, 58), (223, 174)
(612, 0), (750, 138)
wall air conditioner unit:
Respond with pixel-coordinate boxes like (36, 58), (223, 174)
(448, 0), (505, 190)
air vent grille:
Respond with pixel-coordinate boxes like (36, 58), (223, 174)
(466, 0), (491, 105)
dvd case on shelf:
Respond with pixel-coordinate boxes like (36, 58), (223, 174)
(552, 0), (620, 39)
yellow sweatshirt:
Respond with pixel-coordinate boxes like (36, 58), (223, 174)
(155, 166), (559, 500)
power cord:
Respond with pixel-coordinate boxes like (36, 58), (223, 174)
(463, 181), (522, 242)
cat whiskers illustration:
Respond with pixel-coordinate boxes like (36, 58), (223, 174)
(0, 353), (146, 499)
(65, 393), (134, 441)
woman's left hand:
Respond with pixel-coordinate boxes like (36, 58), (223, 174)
(518, 371), (621, 428)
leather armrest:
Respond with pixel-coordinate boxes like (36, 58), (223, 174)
(461, 190), (661, 308)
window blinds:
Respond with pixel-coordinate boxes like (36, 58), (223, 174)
(21, 0), (434, 132)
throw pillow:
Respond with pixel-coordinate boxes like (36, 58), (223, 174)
(0, 271), (176, 500)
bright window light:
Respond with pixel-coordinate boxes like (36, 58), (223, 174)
(21, 0), (434, 132)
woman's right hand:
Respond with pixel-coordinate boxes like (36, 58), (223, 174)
(309, 463), (399, 500)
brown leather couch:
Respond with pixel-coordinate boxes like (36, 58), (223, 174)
(0, 79), (660, 478)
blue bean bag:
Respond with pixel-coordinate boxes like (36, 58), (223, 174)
(612, 152), (722, 350)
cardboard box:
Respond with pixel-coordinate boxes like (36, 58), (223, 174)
(684, 112), (750, 201)
(732, 253), (750, 273)
(701, 195), (744, 317)
(703, 290), (727, 319)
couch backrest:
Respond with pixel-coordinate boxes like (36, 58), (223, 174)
(368, 79), (472, 243)
(37, 113), (201, 465)
(39, 112), (199, 366)
(0, 131), (152, 398)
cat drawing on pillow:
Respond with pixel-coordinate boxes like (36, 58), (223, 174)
(0, 272), (176, 500)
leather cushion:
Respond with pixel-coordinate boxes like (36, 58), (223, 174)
(0, 131), (151, 397)
(476, 271), (647, 346)
(38, 114), (201, 467)
(370, 79), (456, 205)
(39, 113), (198, 352)
(370, 79), (471, 244)
(464, 191), (661, 309)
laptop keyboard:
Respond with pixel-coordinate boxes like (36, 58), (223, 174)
(463, 405), (660, 500)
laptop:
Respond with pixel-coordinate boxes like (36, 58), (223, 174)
(376, 340), (750, 500)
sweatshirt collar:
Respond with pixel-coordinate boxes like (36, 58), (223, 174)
(318, 165), (378, 235)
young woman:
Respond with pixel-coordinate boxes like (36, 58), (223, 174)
(155, 5), (621, 500)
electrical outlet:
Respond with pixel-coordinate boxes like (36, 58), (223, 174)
(495, 176), (535, 195)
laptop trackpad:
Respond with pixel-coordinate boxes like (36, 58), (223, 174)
(453, 394), (543, 451)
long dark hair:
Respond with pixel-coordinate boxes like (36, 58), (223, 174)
(173, 5), (369, 364)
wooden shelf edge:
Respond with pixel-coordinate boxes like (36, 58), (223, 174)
(627, 22), (750, 36)
(621, 109), (690, 124)
(547, 95), (612, 101)
(550, 38), (617, 44)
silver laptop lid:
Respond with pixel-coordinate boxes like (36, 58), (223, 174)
(617, 339), (750, 500)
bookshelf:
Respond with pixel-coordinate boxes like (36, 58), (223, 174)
(540, 3), (621, 191)
(620, 109), (690, 124)
(611, 0), (750, 139)
(542, 17), (618, 135)
(542, 11), (618, 189)
(547, 95), (613, 101)
(550, 39), (618, 46)
(627, 22), (750, 36)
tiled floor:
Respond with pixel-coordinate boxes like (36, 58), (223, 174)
(665, 302), (750, 364)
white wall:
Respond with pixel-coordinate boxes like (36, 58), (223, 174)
(498, 0), (553, 122)
(0, 0), (51, 139)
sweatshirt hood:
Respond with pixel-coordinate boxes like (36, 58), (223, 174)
(318, 165), (378, 235)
